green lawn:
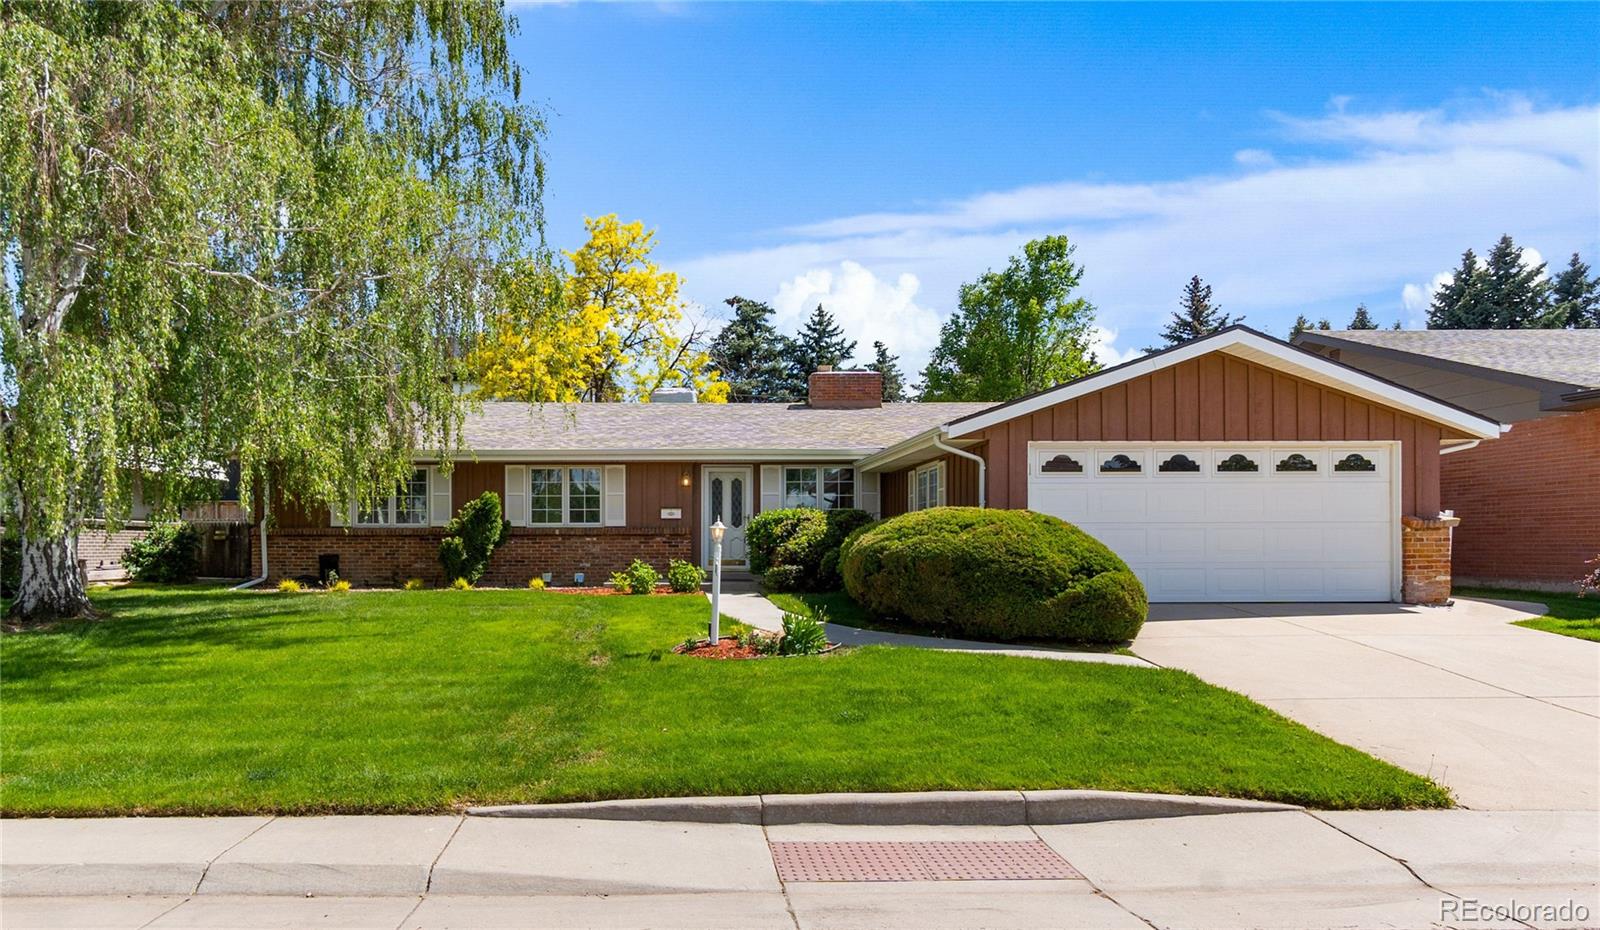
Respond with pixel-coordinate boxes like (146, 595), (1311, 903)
(0, 585), (1450, 815)
(1457, 586), (1600, 642)
(767, 590), (1134, 654)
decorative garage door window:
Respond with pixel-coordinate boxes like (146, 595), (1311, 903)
(1335, 453), (1377, 473)
(1041, 453), (1083, 473)
(1158, 453), (1201, 473)
(1216, 453), (1259, 473)
(1100, 453), (1143, 474)
(1277, 453), (1318, 472)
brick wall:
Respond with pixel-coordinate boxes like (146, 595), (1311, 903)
(807, 369), (883, 409)
(78, 522), (152, 581)
(256, 526), (692, 587)
(1401, 514), (1458, 605)
(1442, 408), (1599, 589)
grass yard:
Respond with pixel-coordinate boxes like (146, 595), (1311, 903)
(1457, 586), (1600, 642)
(767, 590), (1134, 653)
(0, 585), (1450, 815)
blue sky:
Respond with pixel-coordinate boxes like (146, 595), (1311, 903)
(510, 3), (1600, 374)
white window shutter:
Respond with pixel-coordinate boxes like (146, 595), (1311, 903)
(908, 473), (915, 512)
(937, 463), (948, 506)
(429, 466), (453, 526)
(860, 471), (880, 518)
(760, 465), (782, 512)
(603, 465), (627, 526)
(504, 465), (527, 526)
(330, 502), (349, 527)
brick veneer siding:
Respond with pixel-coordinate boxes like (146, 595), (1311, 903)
(1441, 408), (1600, 589)
(256, 526), (692, 587)
(1401, 514), (1458, 605)
(807, 370), (883, 409)
(78, 522), (152, 580)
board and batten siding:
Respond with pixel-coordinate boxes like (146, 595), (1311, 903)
(967, 352), (1462, 518)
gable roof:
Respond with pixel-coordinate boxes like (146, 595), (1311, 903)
(457, 400), (996, 460)
(1292, 329), (1600, 392)
(943, 325), (1504, 440)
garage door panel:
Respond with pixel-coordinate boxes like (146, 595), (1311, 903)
(1028, 442), (1397, 603)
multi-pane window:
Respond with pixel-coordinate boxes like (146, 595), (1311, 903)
(357, 469), (429, 525)
(525, 467), (604, 526)
(783, 466), (856, 510)
(529, 468), (564, 525)
(568, 468), (602, 525)
(913, 462), (943, 511)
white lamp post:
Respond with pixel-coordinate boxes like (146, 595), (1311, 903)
(708, 520), (725, 644)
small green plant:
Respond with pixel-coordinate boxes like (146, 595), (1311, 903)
(438, 492), (509, 585)
(123, 522), (202, 583)
(403, 578), (426, 591)
(611, 558), (660, 595)
(451, 577), (472, 591)
(665, 559), (705, 593)
(778, 609), (829, 656)
(527, 576), (546, 590)
(276, 578), (302, 593)
(679, 634), (701, 652)
(328, 578), (351, 593)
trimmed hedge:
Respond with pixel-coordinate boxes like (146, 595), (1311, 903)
(748, 507), (874, 592)
(840, 507), (1147, 644)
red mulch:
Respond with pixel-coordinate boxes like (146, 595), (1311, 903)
(542, 586), (697, 596)
(674, 636), (763, 660)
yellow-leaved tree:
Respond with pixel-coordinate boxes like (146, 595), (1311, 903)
(470, 215), (729, 403)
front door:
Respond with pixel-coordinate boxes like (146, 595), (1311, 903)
(704, 467), (751, 566)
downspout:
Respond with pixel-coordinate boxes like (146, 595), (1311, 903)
(231, 478), (269, 590)
(932, 433), (986, 508)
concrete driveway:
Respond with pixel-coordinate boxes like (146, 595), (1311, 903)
(1134, 598), (1600, 811)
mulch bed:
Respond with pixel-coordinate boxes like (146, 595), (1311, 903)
(674, 636), (763, 659)
(542, 586), (697, 596)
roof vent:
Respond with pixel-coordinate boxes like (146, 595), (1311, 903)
(649, 386), (698, 404)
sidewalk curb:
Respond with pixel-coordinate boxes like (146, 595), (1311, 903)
(467, 789), (1301, 825)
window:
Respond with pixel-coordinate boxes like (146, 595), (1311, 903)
(822, 467), (855, 509)
(529, 468), (563, 525)
(1040, 453), (1083, 474)
(525, 466), (603, 526)
(358, 469), (429, 525)
(1276, 453), (1318, 473)
(1158, 453), (1201, 473)
(913, 462), (944, 511)
(1334, 453), (1377, 473)
(783, 467), (819, 508)
(1100, 453), (1142, 474)
(1216, 453), (1259, 473)
(781, 465), (857, 510)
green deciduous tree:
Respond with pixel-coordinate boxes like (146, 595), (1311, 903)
(920, 236), (1100, 401)
(867, 341), (908, 402)
(709, 297), (793, 402)
(1550, 252), (1600, 328)
(1349, 304), (1378, 329)
(1152, 276), (1241, 349)
(1, 3), (543, 620)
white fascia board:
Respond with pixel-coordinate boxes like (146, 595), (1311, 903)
(943, 329), (1503, 441)
(852, 428), (941, 472)
(415, 448), (884, 464)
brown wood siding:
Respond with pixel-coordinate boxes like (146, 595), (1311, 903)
(450, 461), (504, 513)
(881, 470), (908, 518)
(879, 449), (983, 515)
(975, 351), (1458, 517)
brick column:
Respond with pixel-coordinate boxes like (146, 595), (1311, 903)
(1401, 514), (1460, 605)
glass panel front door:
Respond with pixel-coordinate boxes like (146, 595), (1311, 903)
(705, 468), (750, 565)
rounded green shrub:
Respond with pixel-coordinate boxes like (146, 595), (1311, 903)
(748, 507), (874, 592)
(841, 507), (1147, 644)
(123, 523), (201, 583)
(665, 558), (705, 593)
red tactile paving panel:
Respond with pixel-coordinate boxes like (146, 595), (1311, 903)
(769, 840), (1081, 882)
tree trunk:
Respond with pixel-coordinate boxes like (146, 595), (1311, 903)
(10, 532), (94, 622)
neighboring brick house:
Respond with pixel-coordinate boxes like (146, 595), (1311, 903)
(1293, 329), (1599, 592)
(258, 327), (1503, 605)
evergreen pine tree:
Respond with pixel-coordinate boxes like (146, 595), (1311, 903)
(1478, 235), (1550, 328)
(1289, 314), (1311, 337)
(785, 303), (857, 393)
(1317, 318), (1332, 330)
(1153, 276), (1240, 348)
(1549, 252), (1600, 328)
(708, 296), (794, 402)
(1428, 248), (1488, 329)
(1391, 319), (1403, 330)
(1349, 304), (1378, 329)
(866, 341), (908, 402)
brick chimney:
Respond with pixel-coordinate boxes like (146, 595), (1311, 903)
(807, 366), (883, 409)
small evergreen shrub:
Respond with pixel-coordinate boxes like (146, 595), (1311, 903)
(527, 576), (546, 590)
(611, 558), (660, 595)
(778, 610), (829, 656)
(123, 523), (201, 583)
(841, 507), (1148, 644)
(277, 578), (302, 593)
(403, 578), (426, 590)
(438, 492), (509, 585)
(748, 507), (874, 592)
(666, 558), (705, 593)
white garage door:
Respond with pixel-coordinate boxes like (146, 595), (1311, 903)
(1026, 443), (1398, 602)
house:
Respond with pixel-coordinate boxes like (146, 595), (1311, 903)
(258, 326), (1503, 604)
(1292, 329), (1599, 592)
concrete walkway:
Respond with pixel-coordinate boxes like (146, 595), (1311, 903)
(4, 809), (1596, 928)
(711, 585), (1152, 666)
(1136, 597), (1600, 811)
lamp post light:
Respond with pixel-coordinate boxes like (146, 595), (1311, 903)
(708, 520), (725, 644)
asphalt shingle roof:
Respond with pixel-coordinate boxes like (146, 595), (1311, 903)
(460, 401), (997, 454)
(1312, 330), (1600, 389)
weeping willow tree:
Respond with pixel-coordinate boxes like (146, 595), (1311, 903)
(0, 2), (543, 620)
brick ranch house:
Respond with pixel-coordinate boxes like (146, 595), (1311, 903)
(1293, 328), (1599, 592)
(257, 327), (1503, 604)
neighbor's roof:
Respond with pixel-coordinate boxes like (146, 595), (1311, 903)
(1295, 329), (1600, 390)
(457, 401), (997, 457)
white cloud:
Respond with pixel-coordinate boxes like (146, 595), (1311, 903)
(768, 261), (943, 369)
(677, 95), (1599, 370)
(1089, 327), (1143, 367)
(1233, 148), (1277, 168)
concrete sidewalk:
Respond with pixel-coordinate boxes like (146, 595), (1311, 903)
(4, 809), (1596, 928)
